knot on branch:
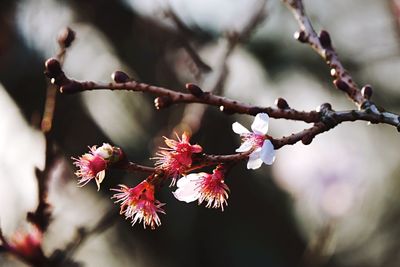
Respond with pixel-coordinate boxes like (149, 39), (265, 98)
(318, 105), (338, 128)
(45, 58), (83, 94)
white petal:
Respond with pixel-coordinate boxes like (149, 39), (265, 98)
(232, 122), (250, 135)
(235, 140), (253, 152)
(173, 183), (200, 203)
(260, 140), (275, 165)
(95, 171), (106, 191)
(246, 149), (263, 170)
(173, 173), (204, 203)
(173, 188), (200, 203)
(251, 113), (269, 135)
(176, 173), (203, 188)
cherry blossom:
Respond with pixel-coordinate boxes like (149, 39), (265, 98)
(73, 143), (122, 190)
(232, 113), (275, 169)
(111, 180), (165, 229)
(173, 166), (230, 211)
(154, 132), (203, 185)
(9, 225), (44, 262)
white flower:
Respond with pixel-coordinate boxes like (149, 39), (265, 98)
(232, 113), (276, 169)
(173, 168), (230, 211)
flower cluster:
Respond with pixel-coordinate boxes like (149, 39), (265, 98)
(153, 132), (203, 185)
(72, 114), (276, 230)
(173, 165), (230, 211)
(232, 113), (276, 169)
(111, 180), (165, 229)
(73, 143), (123, 190)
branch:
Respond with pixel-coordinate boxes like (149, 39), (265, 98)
(280, 0), (400, 130)
(281, 0), (366, 107)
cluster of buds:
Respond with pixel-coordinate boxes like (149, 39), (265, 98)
(72, 115), (276, 229)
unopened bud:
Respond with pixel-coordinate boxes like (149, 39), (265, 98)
(319, 30), (332, 49)
(112, 71), (130, 83)
(361, 85), (373, 99)
(154, 96), (172, 109)
(294, 30), (307, 43)
(316, 103), (332, 112)
(333, 79), (349, 92)
(301, 135), (313, 145)
(44, 58), (62, 79)
(275, 98), (290, 109)
(185, 83), (204, 97)
(57, 27), (75, 48)
(60, 81), (83, 94)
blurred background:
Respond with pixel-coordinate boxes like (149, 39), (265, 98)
(1, 0), (400, 266)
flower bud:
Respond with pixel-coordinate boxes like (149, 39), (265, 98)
(333, 79), (349, 92)
(275, 97), (290, 109)
(294, 30), (307, 43)
(319, 30), (332, 49)
(57, 27), (75, 48)
(60, 80), (83, 94)
(44, 58), (62, 79)
(301, 135), (313, 145)
(111, 71), (130, 83)
(361, 85), (373, 99)
(154, 96), (172, 109)
(185, 83), (204, 97)
(316, 103), (332, 112)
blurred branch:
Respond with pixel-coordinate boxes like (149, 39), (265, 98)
(26, 138), (58, 232)
(164, 7), (212, 78)
(49, 209), (119, 266)
(302, 223), (335, 267)
(176, 0), (268, 133)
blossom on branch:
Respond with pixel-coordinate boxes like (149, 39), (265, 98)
(173, 166), (230, 211)
(73, 143), (123, 190)
(232, 113), (276, 169)
(111, 180), (165, 229)
(154, 132), (203, 185)
(9, 225), (44, 262)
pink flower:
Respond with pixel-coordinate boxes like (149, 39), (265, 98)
(154, 132), (203, 185)
(111, 181), (165, 229)
(73, 143), (122, 190)
(9, 225), (44, 262)
(173, 167), (230, 211)
(232, 113), (276, 169)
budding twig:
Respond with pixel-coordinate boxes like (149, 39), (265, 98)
(283, 0), (366, 107)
